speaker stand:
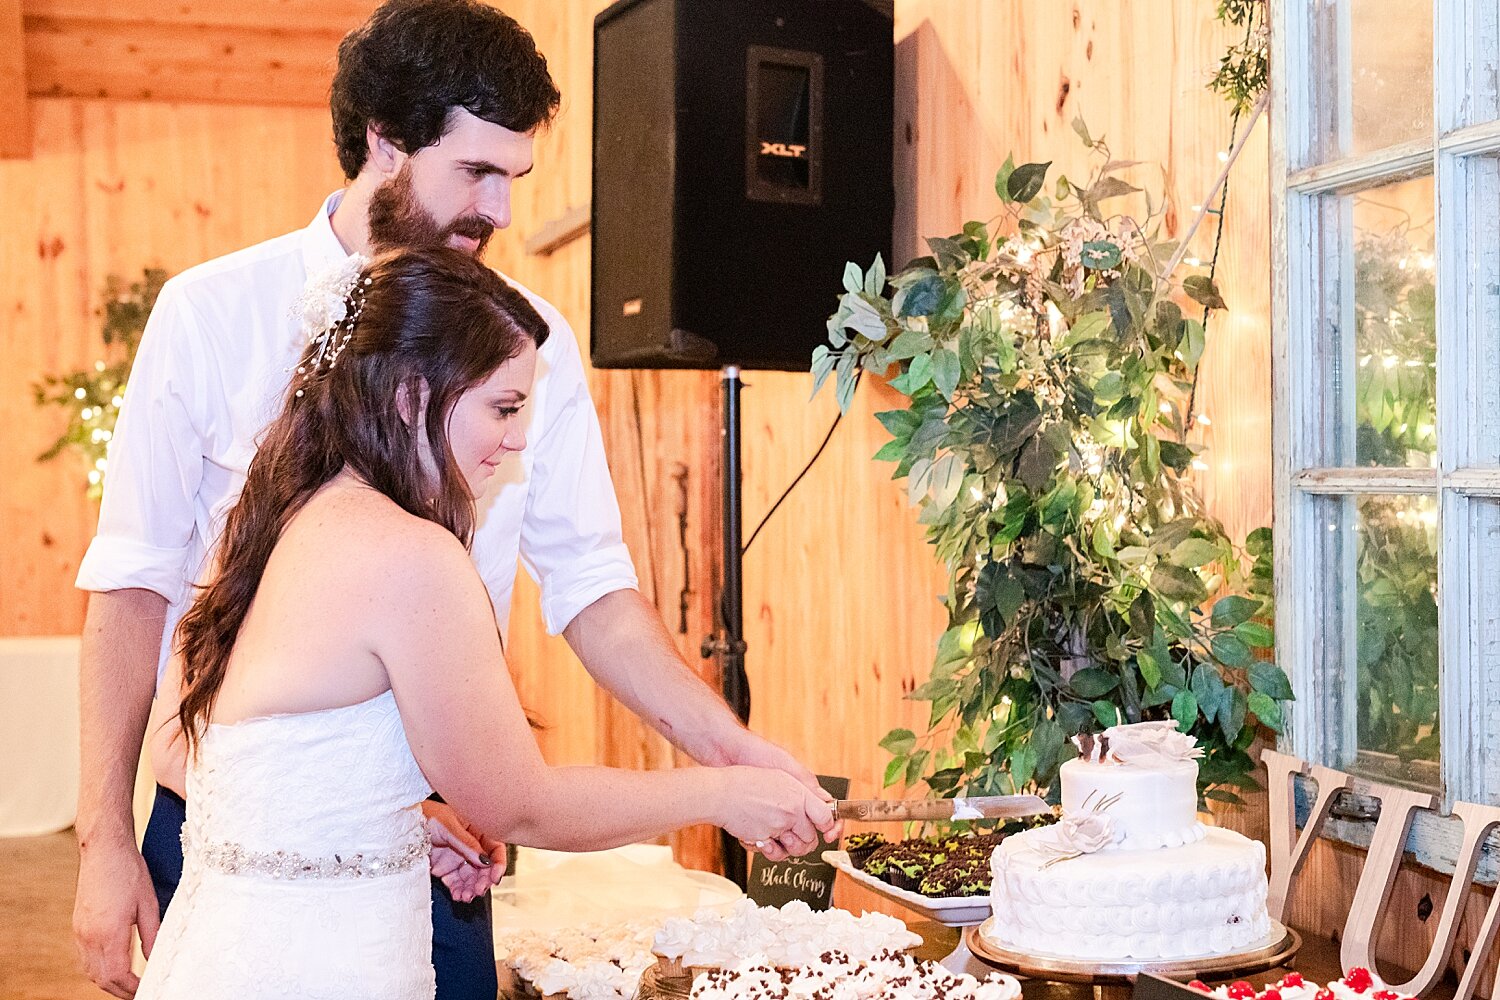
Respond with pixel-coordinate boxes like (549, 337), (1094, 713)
(701, 365), (751, 888)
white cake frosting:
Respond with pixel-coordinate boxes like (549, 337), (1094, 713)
(1199, 970), (1410, 1000)
(690, 951), (1021, 1000)
(1060, 757), (1206, 850)
(983, 722), (1271, 961)
(653, 900), (921, 970)
(497, 921), (661, 1000)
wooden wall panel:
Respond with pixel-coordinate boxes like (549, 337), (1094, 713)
(0, 0), (29, 158)
(0, 100), (343, 632)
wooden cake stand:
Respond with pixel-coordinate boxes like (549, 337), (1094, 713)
(963, 919), (1302, 998)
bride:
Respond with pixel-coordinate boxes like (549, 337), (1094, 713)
(136, 247), (834, 999)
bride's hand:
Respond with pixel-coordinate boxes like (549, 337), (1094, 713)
(421, 801), (507, 904)
(716, 766), (834, 860)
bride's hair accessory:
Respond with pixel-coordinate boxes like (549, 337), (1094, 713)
(292, 253), (372, 397)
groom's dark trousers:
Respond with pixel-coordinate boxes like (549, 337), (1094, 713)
(141, 784), (499, 1000)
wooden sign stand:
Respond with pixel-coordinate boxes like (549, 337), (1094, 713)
(1261, 750), (1500, 999)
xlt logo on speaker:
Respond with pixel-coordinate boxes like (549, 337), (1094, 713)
(759, 141), (807, 159)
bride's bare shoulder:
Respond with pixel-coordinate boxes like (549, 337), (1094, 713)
(290, 486), (474, 589)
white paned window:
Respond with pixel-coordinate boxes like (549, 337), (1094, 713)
(1272, 0), (1500, 806)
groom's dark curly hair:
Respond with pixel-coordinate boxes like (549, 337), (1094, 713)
(330, 0), (561, 179)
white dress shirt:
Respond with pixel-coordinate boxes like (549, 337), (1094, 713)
(76, 192), (639, 680)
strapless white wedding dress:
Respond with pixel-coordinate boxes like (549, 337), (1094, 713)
(137, 690), (436, 999)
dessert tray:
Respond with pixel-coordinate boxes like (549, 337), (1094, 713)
(963, 918), (1302, 984)
(822, 850), (991, 926)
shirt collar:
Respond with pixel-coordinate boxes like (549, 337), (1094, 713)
(300, 189), (353, 277)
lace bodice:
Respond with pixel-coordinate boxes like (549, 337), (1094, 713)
(184, 689), (432, 861)
(137, 690), (438, 1000)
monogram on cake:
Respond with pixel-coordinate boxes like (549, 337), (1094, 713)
(983, 721), (1272, 961)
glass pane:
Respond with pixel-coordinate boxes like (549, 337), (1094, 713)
(1349, 493), (1440, 783)
(1312, 0), (1433, 160)
(1349, 176), (1436, 468)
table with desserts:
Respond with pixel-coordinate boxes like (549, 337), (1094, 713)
(489, 723), (1443, 1000)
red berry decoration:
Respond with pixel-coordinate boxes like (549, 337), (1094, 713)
(1281, 975), (1305, 989)
(1188, 983), (1211, 993)
(1227, 982), (1256, 999)
(1261, 989), (1283, 1000)
(1315, 991), (1335, 1000)
(1373, 992), (1398, 1000)
(1345, 969), (1374, 994)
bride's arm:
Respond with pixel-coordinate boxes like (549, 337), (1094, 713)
(372, 522), (831, 853)
(145, 653), (188, 798)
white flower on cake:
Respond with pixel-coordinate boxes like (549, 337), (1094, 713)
(1103, 720), (1203, 766)
(1055, 811), (1120, 854)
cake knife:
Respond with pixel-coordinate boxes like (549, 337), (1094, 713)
(833, 794), (1049, 822)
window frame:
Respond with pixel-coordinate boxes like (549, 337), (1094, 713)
(1271, 0), (1500, 813)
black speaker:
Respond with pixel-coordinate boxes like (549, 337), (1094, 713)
(591, 0), (894, 371)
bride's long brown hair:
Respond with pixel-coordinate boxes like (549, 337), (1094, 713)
(174, 246), (549, 752)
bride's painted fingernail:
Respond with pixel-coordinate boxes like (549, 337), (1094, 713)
(478, 854), (493, 866)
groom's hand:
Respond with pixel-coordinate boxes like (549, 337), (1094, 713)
(714, 730), (842, 851)
(421, 801), (506, 904)
(74, 836), (160, 999)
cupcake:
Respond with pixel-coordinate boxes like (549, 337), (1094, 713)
(887, 857), (928, 892)
(862, 845), (900, 878)
(918, 870), (963, 897)
(845, 832), (888, 868)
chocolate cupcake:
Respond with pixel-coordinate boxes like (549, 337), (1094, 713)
(862, 845), (899, 878)
(845, 832), (888, 868)
(918, 870), (963, 898)
(956, 875), (991, 896)
(887, 857), (928, 892)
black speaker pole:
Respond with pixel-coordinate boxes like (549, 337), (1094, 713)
(703, 364), (751, 888)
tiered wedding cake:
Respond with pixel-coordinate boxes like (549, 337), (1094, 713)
(983, 722), (1271, 961)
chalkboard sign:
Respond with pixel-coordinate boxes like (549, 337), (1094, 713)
(1134, 974), (1216, 1000)
(746, 775), (849, 911)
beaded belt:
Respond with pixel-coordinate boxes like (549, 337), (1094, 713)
(181, 827), (430, 880)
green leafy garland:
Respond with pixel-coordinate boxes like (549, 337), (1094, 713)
(814, 126), (1290, 806)
(33, 269), (165, 499)
(1209, 0), (1269, 116)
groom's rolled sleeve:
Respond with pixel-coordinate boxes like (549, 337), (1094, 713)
(75, 285), (210, 604)
(518, 321), (638, 636)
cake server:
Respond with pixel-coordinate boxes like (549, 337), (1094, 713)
(833, 794), (1049, 822)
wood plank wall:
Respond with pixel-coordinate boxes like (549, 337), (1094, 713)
(4, 0), (1496, 987)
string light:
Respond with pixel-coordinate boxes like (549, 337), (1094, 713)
(73, 388), (86, 400)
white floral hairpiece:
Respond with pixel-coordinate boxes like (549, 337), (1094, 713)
(292, 253), (372, 397)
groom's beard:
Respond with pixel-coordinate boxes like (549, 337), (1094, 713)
(367, 165), (495, 257)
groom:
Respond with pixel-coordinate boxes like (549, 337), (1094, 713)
(71, 2), (834, 998)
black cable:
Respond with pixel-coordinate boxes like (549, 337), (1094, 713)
(741, 370), (861, 557)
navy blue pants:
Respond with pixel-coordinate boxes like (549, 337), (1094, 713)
(141, 785), (498, 1000)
